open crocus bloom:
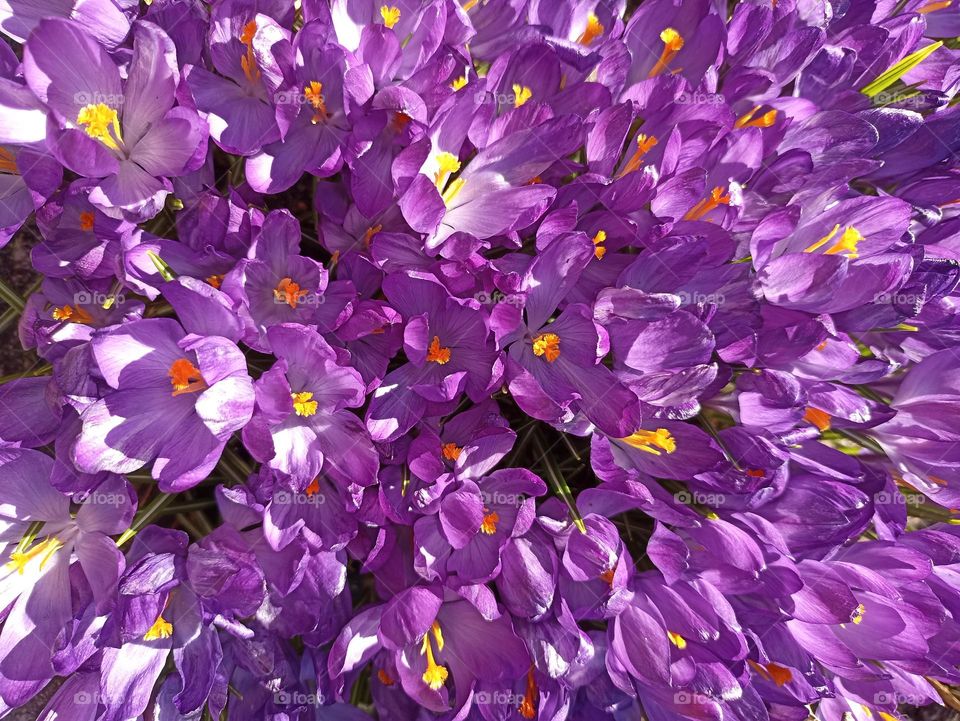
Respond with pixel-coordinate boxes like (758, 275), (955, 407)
(23, 19), (207, 220)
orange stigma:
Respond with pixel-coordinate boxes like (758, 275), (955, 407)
(304, 81), (329, 124)
(518, 667), (538, 718)
(0, 147), (17, 175)
(648, 27), (684, 78)
(803, 224), (863, 259)
(168, 358), (207, 396)
(305, 477), (321, 496)
(618, 133), (658, 177)
(426, 336), (451, 364)
(735, 106), (778, 129)
(748, 659), (793, 686)
(918, 0), (951, 11)
(576, 13), (604, 45)
(532, 332), (560, 362)
(683, 186), (731, 221)
(377, 668), (395, 686)
(240, 20), (261, 85)
(206, 274), (223, 289)
(592, 230), (607, 259)
(274, 277), (308, 309)
(442, 442), (462, 461)
(52, 305), (93, 324)
(803, 407), (831, 432)
(79, 211), (95, 231)
(480, 508), (499, 535)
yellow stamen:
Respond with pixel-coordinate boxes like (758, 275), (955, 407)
(621, 428), (676, 455)
(144, 614), (173, 641)
(292, 391), (318, 417)
(433, 152), (462, 190)
(274, 277), (308, 308)
(206, 274), (223, 289)
(304, 81), (328, 124)
(420, 621), (448, 690)
(380, 5), (401, 28)
(79, 211), (95, 231)
(918, 0), (951, 12)
(592, 230), (607, 259)
(851, 603), (866, 624)
(803, 407), (831, 432)
(532, 332), (560, 362)
(803, 224), (863, 258)
(480, 508), (499, 535)
(683, 186), (731, 221)
(76, 103), (122, 150)
(240, 20), (261, 85)
(618, 133), (658, 177)
(426, 336), (452, 364)
(168, 359), (207, 396)
(513, 84), (532, 107)
(442, 442), (462, 461)
(734, 106), (778, 129)
(450, 75), (468, 91)
(668, 631), (687, 649)
(648, 28), (684, 78)
(441, 179), (465, 205)
(462, 0), (480, 10)
(576, 13), (604, 45)
(6, 537), (62, 575)
(518, 667), (538, 718)
(0, 147), (17, 175)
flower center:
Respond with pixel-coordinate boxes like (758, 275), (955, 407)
(51, 305), (93, 324)
(377, 668), (395, 686)
(292, 391), (318, 417)
(380, 4), (401, 27)
(668, 631), (687, 649)
(441, 442), (462, 461)
(576, 13), (604, 45)
(433, 152), (462, 190)
(621, 428), (676, 455)
(592, 230), (607, 259)
(420, 621), (448, 691)
(6, 536), (62, 575)
(684, 186), (730, 221)
(803, 224), (862, 259)
(240, 20), (261, 85)
(518, 667), (538, 718)
(363, 224), (383, 247)
(168, 358), (207, 396)
(79, 211), (95, 231)
(748, 659), (793, 686)
(144, 614), (173, 640)
(513, 84), (532, 107)
(76, 103), (123, 150)
(735, 106), (777, 129)
(803, 406), (831, 432)
(0, 147), (18, 175)
(480, 508), (499, 535)
(618, 133), (658, 177)
(532, 332), (560, 362)
(305, 477), (321, 496)
(304, 81), (328, 124)
(426, 336), (451, 364)
(648, 27), (684, 78)
(450, 75), (468, 91)
(274, 277), (308, 308)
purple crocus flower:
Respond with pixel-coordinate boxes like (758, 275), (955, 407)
(242, 323), (377, 492)
(24, 19), (208, 220)
(72, 317), (255, 490)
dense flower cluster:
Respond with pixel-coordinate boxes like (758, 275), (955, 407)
(1, 0), (960, 719)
